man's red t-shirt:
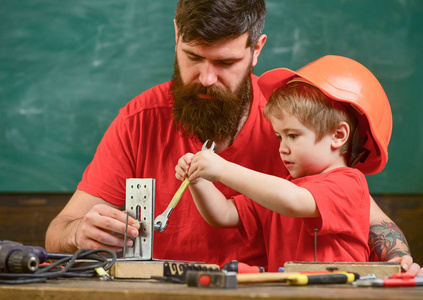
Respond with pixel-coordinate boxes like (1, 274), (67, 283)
(77, 75), (286, 267)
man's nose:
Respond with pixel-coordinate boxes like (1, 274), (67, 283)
(199, 62), (218, 87)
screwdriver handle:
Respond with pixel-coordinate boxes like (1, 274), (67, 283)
(288, 272), (358, 285)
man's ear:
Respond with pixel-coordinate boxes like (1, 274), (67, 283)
(252, 34), (267, 67)
(174, 19), (179, 43)
(332, 122), (350, 149)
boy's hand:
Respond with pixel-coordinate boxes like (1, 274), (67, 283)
(188, 151), (226, 182)
(175, 153), (194, 181)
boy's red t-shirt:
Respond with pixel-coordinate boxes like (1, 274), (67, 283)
(234, 167), (371, 271)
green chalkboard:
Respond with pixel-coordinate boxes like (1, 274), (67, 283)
(1, 0), (422, 193)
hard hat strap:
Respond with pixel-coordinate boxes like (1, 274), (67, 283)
(349, 127), (371, 167)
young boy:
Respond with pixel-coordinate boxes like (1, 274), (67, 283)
(175, 55), (392, 271)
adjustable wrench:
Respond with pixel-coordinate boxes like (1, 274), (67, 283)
(153, 140), (216, 232)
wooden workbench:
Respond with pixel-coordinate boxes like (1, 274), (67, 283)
(1, 278), (423, 300)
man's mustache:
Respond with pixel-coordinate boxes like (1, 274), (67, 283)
(186, 83), (227, 99)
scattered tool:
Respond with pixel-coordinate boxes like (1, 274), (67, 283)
(0, 241), (117, 284)
(286, 272), (359, 285)
(236, 271), (359, 285)
(187, 271), (237, 288)
(355, 272), (423, 287)
(154, 140), (216, 232)
(236, 272), (300, 284)
(187, 270), (362, 289)
(0, 240), (48, 273)
(222, 260), (264, 273)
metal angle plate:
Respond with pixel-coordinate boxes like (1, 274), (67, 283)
(124, 178), (155, 260)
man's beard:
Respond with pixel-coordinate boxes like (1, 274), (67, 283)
(171, 58), (253, 144)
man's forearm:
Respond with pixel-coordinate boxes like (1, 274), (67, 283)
(368, 220), (410, 261)
(45, 215), (81, 253)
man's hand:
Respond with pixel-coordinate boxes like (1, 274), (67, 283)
(388, 255), (423, 276)
(46, 190), (140, 253)
(75, 204), (140, 252)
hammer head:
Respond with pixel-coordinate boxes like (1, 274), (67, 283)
(186, 271), (237, 289)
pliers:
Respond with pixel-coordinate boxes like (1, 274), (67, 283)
(153, 140), (216, 232)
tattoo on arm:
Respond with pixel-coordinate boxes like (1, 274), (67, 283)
(368, 221), (410, 261)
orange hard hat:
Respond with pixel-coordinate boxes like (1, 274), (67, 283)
(258, 55), (392, 174)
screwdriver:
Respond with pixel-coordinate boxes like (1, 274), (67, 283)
(287, 272), (359, 285)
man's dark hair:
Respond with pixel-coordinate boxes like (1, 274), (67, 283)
(175, 0), (266, 47)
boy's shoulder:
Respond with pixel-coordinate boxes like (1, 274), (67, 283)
(294, 167), (370, 208)
(292, 167), (366, 186)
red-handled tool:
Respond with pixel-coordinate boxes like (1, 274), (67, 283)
(222, 260), (264, 273)
(356, 272), (423, 287)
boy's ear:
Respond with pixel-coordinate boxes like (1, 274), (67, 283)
(332, 122), (350, 149)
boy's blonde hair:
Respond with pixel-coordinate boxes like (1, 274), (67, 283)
(263, 81), (357, 163)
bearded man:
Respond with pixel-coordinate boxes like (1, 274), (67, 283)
(46, 0), (421, 273)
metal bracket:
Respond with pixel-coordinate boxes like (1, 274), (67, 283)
(124, 178), (155, 260)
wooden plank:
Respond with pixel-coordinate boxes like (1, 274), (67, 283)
(110, 260), (220, 279)
(283, 261), (401, 278)
(111, 260), (167, 279)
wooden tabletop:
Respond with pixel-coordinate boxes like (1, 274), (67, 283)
(1, 278), (423, 300)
